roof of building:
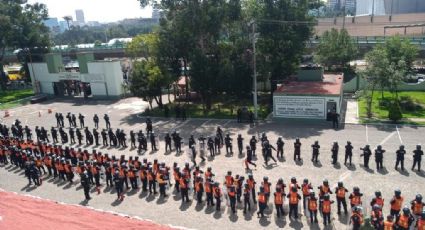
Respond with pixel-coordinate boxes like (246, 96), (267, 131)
(274, 74), (344, 96)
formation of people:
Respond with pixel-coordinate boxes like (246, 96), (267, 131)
(1, 114), (423, 172)
(0, 136), (424, 230)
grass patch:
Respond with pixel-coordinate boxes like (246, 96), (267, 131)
(359, 91), (425, 120)
(0, 89), (34, 104)
(142, 97), (271, 120)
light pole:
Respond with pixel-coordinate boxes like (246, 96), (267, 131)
(250, 20), (258, 120)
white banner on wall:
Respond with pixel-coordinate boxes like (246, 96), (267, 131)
(274, 96), (325, 118)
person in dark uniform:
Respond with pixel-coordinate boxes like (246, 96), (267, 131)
(335, 181), (349, 215)
(311, 141), (320, 163)
(113, 170), (124, 201)
(101, 129), (108, 146)
(249, 136), (257, 157)
(78, 113), (85, 128)
(41, 127), (49, 142)
(55, 113), (61, 127)
(146, 118), (153, 134)
(51, 127), (58, 143)
(331, 141), (339, 164)
(237, 134), (243, 155)
(93, 114), (99, 129)
(69, 128), (75, 144)
(237, 108), (242, 123)
(345, 141), (354, 166)
(66, 113), (73, 127)
(412, 144), (423, 171)
(214, 135), (221, 154)
(207, 137), (215, 157)
(276, 137), (284, 158)
(395, 145), (406, 171)
(360, 144), (372, 168)
(150, 131), (157, 151)
(375, 145), (385, 171)
(224, 134), (233, 155)
(164, 133), (172, 152)
(104, 114), (110, 129)
(76, 128), (83, 145)
(331, 110), (340, 129)
(175, 132), (182, 154)
(71, 114), (77, 127)
(350, 206), (363, 230)
(395, 207), (414, 230)
(294, 138), (302, 161)
(84, 127), (92, 145)
(130, 131), (136, 148)
(93, 128), (99, 146)
(80, 171), (91, 200)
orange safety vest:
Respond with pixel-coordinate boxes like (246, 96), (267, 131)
(225, 175), (233, 187)
(128, 171), (135, 178)
(320, 185), (330, 195)
(351, 194), (361, 205)
(322, 200), (331, 213)
(412, 201), (424, 215)
(417, 219), (425, 230)
(263, 183), (270, 193)
(139, 170), (146, 180)
(391, 197), (403, 211)
(274, 192), (283, 205)
(289, 192), (299, 204)
(228, 189), (235, 197)
(258, 193), (266, 204)
(56, 163), (64, 171)
(119, 169), (125, 178)
(147, 172), (154, 181)
(76, 166), (82, 174)
(91, 167), (98, 175)
(247, 179), (255, 189)
(179, 178), (187, 189)
(213, 187), (221, 198)
(309, 199), (318, 211)
(383, 220), (394, 230)
(173, 171), (179, 180)
(397, 215), (409, 228)
(195, 182), (201, 192)
(65, 164), (71, 173)
(302, 184), (310, 196)
(375, 197), (384, 208)
(337, 188), (346, 198)
(205, 171), (212, 178)
(204, 182), (211, 193)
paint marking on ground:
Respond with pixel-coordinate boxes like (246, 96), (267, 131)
(222, 120), (231, 127)
(174, 120), (190, 130)
(379, 132), (396, 146)
(365, 125), (369, 143)
(331, 171), (352, 188)
(396, 125), (403, 144)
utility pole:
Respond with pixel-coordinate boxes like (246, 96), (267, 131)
(371, 0), (375, 23)
(342, 2), (346, 29)
(389, 0), (394, 21)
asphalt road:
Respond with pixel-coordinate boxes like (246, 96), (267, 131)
(0, 98), (424, 230)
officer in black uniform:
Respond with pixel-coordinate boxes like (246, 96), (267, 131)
(375, 145), (385, 171)
(93, 128), (99, 146)
(146, 118), (153, 134)
(80, 171), (91, 200)
(237, 134), (243, 155)
(51, 127), (58, 143)
(311, 141), (320, 163)
(71, 114), (77, 127)
(207, 137), (215, 157)
(78, 113), (85, 128)
(344, 141), (353, 166)
(395, 145), (406, 171)
(174, 132), (182, 153)
(188, 135), (196, 149)
(276, 137), (284, 158)
(84, 127), (92, 145)
(130, 131), (136, 148)
(249, 136), (257, 157)
(101, 129), (108, 146)
(331, 141), (339, 164)
(412, 144), (423, 171)
(225, 133), (233, 155)
(67, 128), (74, 144)
(104, 114), (110, 129)
(360, 144), (372, 168)
(150, 131), (157, 151)
(164, 133), (172, 152)
(25, 126), (32, 140)
(294, 138), (302, 161)
(93, 114), (99, 129)
(76, 128), (83, 145)
(66, 113), (73, 127)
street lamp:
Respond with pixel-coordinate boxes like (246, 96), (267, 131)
(250, 20), (259, 120)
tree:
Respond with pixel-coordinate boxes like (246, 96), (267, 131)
(63, 16), (72, 30)
(0, 0), (50, 89)
(315, 28), (358, 69)
(388, 99), (402, 123)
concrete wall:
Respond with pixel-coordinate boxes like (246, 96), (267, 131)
(87, 61), (123, 96)
(343, 75), (425, 92)
(273, 95), (341, 119)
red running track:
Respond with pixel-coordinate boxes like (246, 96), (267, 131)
(0, 190), (176, 230)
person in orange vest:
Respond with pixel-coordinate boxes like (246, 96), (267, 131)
(246, 174), (257, 204)
(322, 193), (334, 226)
(173, 165), (180, 192)
(416, 211), (425, 230)
(157, 169), (168, 197)
(262, 176), (271, 203)
(395, 207), (414, 230)
(128, 165), (138, 189)
(104, 161), (113, 187)
(350, 206), (364, 230)
(349, 186), (363, 208)
(301, 178), (312, 210)
(139, 166), (148, 192)
(274, 187), (284, 218)
(91, 161), (100, 187)
(147, 168), (157, 195)
(308, 191), (318, 223)
(224, 171), (234, 188)
(243, 183), (251, 214)
(335, 181), (348, 215)
(64, 161), (74, 183)
(205, 178), (214, 206)
(390, 189), (404, 218)
(194, 176), (204, 204)
(370, 190), (385, 211)
(179, 172), (190, 203)
(411, 194), (424, 218)
(371, 204), (384, 229)
(383, 215), (394, 230)
(257, 186), (267, 218)
(287, 186), (301, 219)
(213, 182), (222, 211)
(318, 179), (332, 211)
(228, 184), (237, 214)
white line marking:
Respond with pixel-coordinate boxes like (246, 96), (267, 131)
(222, 120), (231, 127)
(379, 132), (396, 146)
(396, 125), (403, 144)
(332, 171), (352, 188)
(365, 125), (369, 143)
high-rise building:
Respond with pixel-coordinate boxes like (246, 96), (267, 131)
(75, 9), (85, 24)
(384, 0), (425, 14)
(328, 0), (341, 10)
(345, 0), (356, 15)
(356, 0), (386, 15)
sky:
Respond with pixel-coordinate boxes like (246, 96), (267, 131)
(27, 0), (153, 23)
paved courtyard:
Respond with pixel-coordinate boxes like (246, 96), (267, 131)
(0, 98), (424, 230)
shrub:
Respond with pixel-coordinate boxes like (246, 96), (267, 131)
(388, 100), (403, 122)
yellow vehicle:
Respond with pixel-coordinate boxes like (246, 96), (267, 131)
(5, 66), (23, 81)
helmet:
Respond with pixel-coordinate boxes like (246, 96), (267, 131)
(323, 179), (329, 185)
(310, 192), (315, 198)
(303, 178), (308, 183)
(353, 186), (360, 193)
(227, 171), (232, 175)
(347, 141), (351, 145)
(417, 144), (422, 150)
(375, 191), (381, 197)
(324, 194), (330, 200)
(291, 177), (296, 183)
(315, 140), (319, 144)
(416, 194), (423, 202)
(365, 144), (370, 148)
(263, 176), (268, 181)
(402, 207), (410, 215)
(246, 145), (250, 150)
(394, 189), (401, 196)
(399, 145), (405, 149)
(377, 145), (382, 150)
(278, 178), (283, 183)
(338, 181), (343, 187)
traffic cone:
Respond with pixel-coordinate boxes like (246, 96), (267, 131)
(4, 110), (9, 117)
(48, 109), (52, 114)
(38, 111), (41, 117)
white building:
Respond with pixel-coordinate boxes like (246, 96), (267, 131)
(356, 0), (386, 15)
(75, 9), (85, 25)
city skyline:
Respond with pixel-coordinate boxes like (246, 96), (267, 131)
(27, 0), (153, 23)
